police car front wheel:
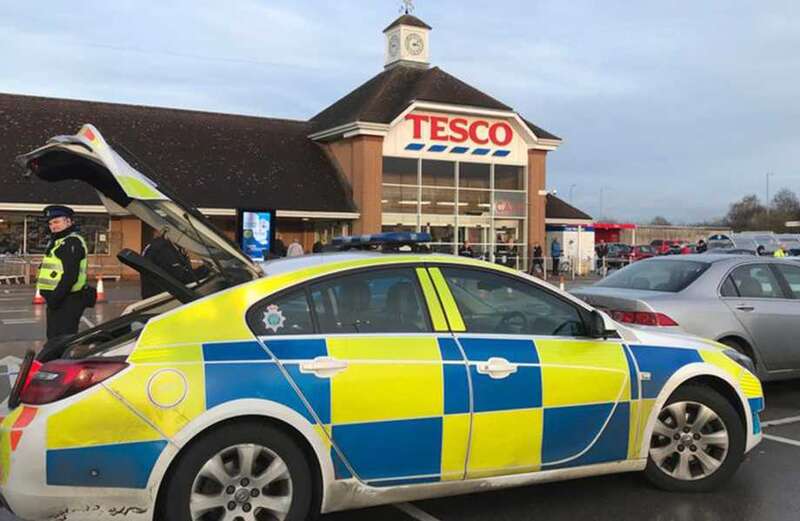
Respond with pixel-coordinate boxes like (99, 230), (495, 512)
(644, 385), (745, 492)
(161, 422), (317, 521)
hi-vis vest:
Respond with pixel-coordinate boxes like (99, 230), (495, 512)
(36, 233), (88, 293)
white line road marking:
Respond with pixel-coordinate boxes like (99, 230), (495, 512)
(395, 503), (442, 521)
(1, 318), (39, 325)
(763, 434), (800, 447)
(0, 309), (29, 313)
(762, 415), (800, 427)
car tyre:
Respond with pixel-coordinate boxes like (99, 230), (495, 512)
(160, 421), (317, 521)
(644, 384), (745, 492)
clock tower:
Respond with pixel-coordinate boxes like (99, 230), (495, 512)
(383, 9), (431, 69)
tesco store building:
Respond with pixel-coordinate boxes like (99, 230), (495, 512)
(0, 12), (561, 275)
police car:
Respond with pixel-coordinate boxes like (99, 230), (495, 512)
(1, 126), (763, 521)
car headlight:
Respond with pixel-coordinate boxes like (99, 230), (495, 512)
(723, 349), (756, 374)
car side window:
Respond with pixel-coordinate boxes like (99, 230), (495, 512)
(719, 276), (739, 297)
(309, 268), (431, 334)
(774, 264), (800, 298)
(440, 267), (586, 337)
(248, 289), (314, 336)
(729, 264), (784, 299)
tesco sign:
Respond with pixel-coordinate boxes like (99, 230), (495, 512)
(405, 114), (514, 147)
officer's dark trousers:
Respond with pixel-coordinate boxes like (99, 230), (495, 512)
(45, 292), (85, 340)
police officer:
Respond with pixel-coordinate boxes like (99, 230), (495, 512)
(37, 205), (88, 339)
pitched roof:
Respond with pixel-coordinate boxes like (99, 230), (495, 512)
(310, 65), (560, 141)
(311, 65), (512, 132)
(0, 93), (354, 212)
(383, 14), (432, 32)
(546, 194), (593, 221)
(523, 118), (561, 141)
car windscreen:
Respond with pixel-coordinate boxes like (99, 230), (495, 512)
(637, 246), (654, 253)
(595, 259), (711, 292)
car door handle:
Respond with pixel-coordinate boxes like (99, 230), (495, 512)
(300, 357), (348, 378)
(735, 305), (755, 312)
(476, 357), (518, 379)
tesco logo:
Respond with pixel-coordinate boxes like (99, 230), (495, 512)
(405, 114), (514, 147)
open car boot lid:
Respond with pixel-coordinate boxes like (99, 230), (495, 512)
(17, 124), (262, 286)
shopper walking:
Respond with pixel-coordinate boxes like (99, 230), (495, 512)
(551, 238), (562, 275)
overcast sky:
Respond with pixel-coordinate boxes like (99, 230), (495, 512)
(2, 0), (798, 223)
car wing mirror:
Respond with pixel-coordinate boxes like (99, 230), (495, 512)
(588, 309), (618, 339)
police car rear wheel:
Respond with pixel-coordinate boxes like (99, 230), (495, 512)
(162, 422), (315, 521)
(644, 385), (745, 492)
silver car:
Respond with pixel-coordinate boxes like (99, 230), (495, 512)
(572, 254), (800, 381)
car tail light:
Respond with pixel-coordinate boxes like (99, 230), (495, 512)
(611, 310), (679, 327)
(20, 360), (128, 405)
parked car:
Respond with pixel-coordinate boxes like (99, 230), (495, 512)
(708, 233), (777, 255)
(572, 254), (800, 382)
(706, 248), (757, 256)
(629, 245), (656, 262)
(604, 242), (632, 268)
(0, 126), (766, 520)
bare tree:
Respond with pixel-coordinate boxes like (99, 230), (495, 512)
(724, 194), (766, 231)
(650, 216), (672, 226)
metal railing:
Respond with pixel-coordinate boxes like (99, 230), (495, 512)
(0, 255), (31, 284)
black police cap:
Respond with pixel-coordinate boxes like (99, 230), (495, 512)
(43, 205), (75, 220)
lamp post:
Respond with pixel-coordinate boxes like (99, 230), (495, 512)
(599, 185), (610, 220)
(764, 172), (775, 228)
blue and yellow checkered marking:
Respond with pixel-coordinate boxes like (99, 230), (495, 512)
(543, 402), (630, 468)
(629, 345), (702, 399)
(332, 417), (443, 482)
(46, 441), (167, 488)
(203, 340), (269, 361)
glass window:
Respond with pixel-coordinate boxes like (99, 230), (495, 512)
(597, 260), (710, 292)
(494, 191), (526, 218)
(422, 187), (456, 215)
(25, 214), (111, 254)
(0, 215), (24, 254)
(459, 190), (491, 216)
(80, 216), (113, 254)
(382, 185), (419, 214)
(383, 157), (418, 185)
(729, 264), (784, 298)
(249, 289), (314, 336)
(441, 267), (586, 336)
(495, 165), (524, 190)
(310, 268), (431, 334)
(773, 264), (800, 298)
(720, 276), (739, 297)
(459, 162), (490, 189)
(422, 160), (455, 187)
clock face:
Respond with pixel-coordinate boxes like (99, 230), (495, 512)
(388, 34), (400, 57)
(405, 33), (424, 56)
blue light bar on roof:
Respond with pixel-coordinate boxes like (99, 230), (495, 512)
(331, 231), (432, 247)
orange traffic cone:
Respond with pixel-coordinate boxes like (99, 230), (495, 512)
(95, 276), (107, 303)
(32, 287), (45, 305)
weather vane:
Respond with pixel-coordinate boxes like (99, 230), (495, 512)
(400, 0), (415, 15)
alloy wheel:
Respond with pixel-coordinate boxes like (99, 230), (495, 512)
(649, 400), (730, 481)
(189, 443), (293, 521)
